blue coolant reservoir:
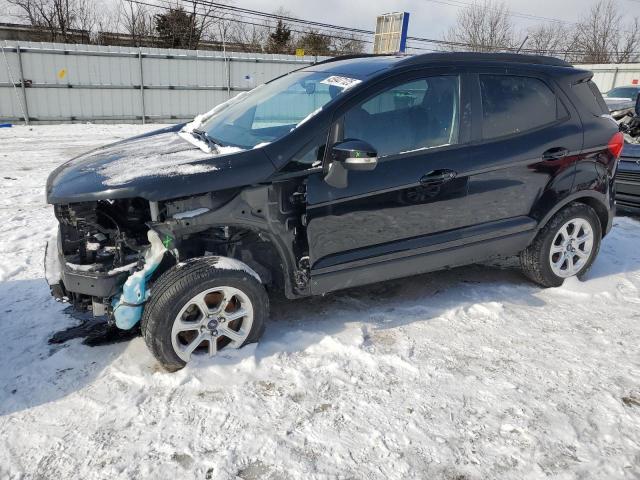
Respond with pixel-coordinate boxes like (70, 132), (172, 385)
(112, 230), (168, 330)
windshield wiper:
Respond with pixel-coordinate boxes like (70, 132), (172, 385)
(192, 129), (225, 152)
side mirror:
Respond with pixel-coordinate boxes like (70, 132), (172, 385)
(324, 140), (378, 188)
(331, 140), (378, 171)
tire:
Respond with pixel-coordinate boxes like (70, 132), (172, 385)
(141, 256), (268, 371)
(520, 202), (602, 288)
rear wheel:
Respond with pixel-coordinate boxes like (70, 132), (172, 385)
(520, 203), (601, 287)
(141, 257), (268, 371)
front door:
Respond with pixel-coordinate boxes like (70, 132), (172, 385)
(306, 71), (476, 274)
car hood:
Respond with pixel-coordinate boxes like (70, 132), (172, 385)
(605, 97), (636, 112)
(46, 125), (276, 204)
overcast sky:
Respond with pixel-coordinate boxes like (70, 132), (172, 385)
(1, 0), (639, 46)
(239, 0), (640, 41)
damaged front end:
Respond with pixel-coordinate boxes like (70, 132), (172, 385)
(45, 199), (173, 328)
(46, 180), (308, 333)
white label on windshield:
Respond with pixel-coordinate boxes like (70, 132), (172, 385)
(320, 76), (362, 90)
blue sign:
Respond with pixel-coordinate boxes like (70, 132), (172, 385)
(399, 12), (410, 53)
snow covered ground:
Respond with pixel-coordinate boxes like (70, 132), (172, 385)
(1, 124), (640, 480)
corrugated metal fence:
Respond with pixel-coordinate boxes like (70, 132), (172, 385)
(0, 40), (327, 124)
(3, 41), (639, 124)
(580, 63), (640, 93)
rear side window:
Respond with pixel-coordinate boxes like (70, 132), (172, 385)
(572, 80), (609, 116)
(479, 75), (563, 139)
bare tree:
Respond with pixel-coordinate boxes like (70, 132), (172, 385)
(94, 1), (121, 43)
(7, 0), (79, 42)
(525, 22), (580, 61)
(575, 0), (639, 63)
(227, 21), (267, 52)
(332, 33), (366, 55)
(613, 17), (640, 63)
(118, 0), (155, 46)
(211, 14), (234, 52)
(75, 0), (98, 39)
(444, 0), (516, 52)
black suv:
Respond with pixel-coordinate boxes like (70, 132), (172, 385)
(45, 53), (622, 370)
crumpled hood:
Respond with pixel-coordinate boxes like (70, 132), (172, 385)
(46, 125), (276, 204)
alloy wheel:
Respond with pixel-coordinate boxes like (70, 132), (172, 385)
(548, 218), (594, 278)
(170, 286), (254, 362)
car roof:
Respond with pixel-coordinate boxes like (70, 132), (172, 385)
(303, 52), (573, 79)
(303, 55), (407, 79)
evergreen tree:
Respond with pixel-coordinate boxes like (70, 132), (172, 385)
(155, 7), (200, 49)
(267, 19), (292, 53)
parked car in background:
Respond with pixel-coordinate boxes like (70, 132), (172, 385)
(612, 87), (640, 213)
(604, 85), (640, 119)
(45, 53), (622, 371)
(605, 85), (640, 99)
(617, 144), (640, 213)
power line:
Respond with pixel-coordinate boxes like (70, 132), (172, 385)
(136, 0), (461, 50)
(168, 0), (372, 43)
(125, 0), (640, 57)
(205, 0), (639, 55)
(180, 0), (488, 48)
(174, 0), (375, 36)
(130, 0), (373, 46)
(423, 0), (639, 36)
(422, 0), (579, 25)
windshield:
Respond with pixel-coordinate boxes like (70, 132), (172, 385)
(605, 87), (640, 99)
(199, 71), (360, 149)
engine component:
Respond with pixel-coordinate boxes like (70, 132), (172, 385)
(111, 229), (169, 329)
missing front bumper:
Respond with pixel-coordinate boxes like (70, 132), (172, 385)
(44, 231), (131, 299)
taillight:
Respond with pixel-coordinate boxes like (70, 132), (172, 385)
(608, 131), (624, 158)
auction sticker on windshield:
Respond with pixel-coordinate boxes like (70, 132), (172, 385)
(320, 75), (362, 90)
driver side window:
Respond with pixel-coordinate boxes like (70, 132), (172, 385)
(343, 75), (460, 157)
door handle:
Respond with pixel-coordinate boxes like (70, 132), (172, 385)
(542, 147), (569, 161)
(420, 169), (457, 186)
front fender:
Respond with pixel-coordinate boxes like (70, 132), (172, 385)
(150, 186), (305, 299)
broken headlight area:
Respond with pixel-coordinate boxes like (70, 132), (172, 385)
(47, 199), (158, 317)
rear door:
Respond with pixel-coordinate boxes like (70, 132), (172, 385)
(463, 70), (583, 223)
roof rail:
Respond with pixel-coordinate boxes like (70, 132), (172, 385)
(312, 53), (403, 66)
(398, 52), (572, 68)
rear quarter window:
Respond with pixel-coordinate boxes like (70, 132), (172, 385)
(572, 80), (608, 116)
(479, 75), (563, 139)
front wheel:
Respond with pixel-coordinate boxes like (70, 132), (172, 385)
(520, 202), (602, 287)
(141, 257), (268, 371)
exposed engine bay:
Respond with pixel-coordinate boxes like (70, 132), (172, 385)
(47, 180), (309, 327)
(55, 199), (150, 275)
